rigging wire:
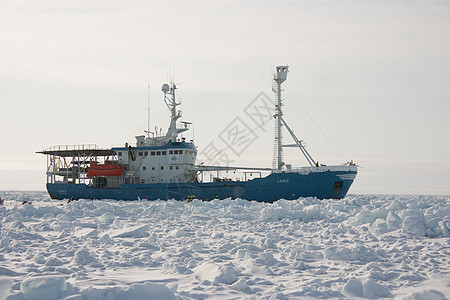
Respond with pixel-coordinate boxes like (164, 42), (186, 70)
(284, 86), (348, 162)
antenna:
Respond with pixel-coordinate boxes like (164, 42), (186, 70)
(147, 65), (151, 135)
(270, 51), (273, 90)
(167, 56), (170, 83)
(171, 54), (175, 83)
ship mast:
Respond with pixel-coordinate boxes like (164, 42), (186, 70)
(162, 82), (189, 140)
(272, 66), (317, 170)
(273, 66), (288, 170)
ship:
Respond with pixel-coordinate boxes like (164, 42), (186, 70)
(37, 66), (357, 202)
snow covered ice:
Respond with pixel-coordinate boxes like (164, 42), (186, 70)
(0, 192), (449, 299)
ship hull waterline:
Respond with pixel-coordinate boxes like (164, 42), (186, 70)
(47, 169), (357, 202)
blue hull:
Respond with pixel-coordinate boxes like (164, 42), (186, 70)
(47, 170), (356, 202)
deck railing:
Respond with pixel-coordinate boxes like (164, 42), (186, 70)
(42, 144), (100, 152)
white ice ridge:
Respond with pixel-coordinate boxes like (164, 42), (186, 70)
(0, 192), (449, 299)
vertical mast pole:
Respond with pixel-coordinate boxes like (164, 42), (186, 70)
(277, 80), (282, 170)
(170, 84), (177, 132)
(274, 66), (288, 171)
(172, 84), (177, 118)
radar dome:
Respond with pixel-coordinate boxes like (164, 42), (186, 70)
(161, 83), (170, 93)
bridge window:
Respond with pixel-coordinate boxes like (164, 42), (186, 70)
(179, 150), (183, 154)
(162, 151), (166, 155)
(156, 151), (161, 155)
(144, 151), (148, 156)
(139, 152), (143, 156)
(169, 150), (173, 154)
(151, 151), (155, 156)
(118, 152), (122, 156)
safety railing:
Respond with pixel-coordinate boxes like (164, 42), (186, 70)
(42, 144), (100, 152)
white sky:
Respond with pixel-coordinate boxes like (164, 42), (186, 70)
(1, 0), (449, 194)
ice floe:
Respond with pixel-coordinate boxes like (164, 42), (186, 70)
(0, 192), (448, 299)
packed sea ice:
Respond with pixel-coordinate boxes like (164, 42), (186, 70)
(0, 192), (449, 299)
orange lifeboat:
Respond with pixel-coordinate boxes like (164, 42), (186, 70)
(87, 161), (124, 177)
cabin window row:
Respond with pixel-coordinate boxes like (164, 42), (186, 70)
(120, 149), (194, 157)
(143, 166), (180, 171)
(150, 151), (166, 156)
(168, 150), (183, 155)
(151, 178), (182, 182)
